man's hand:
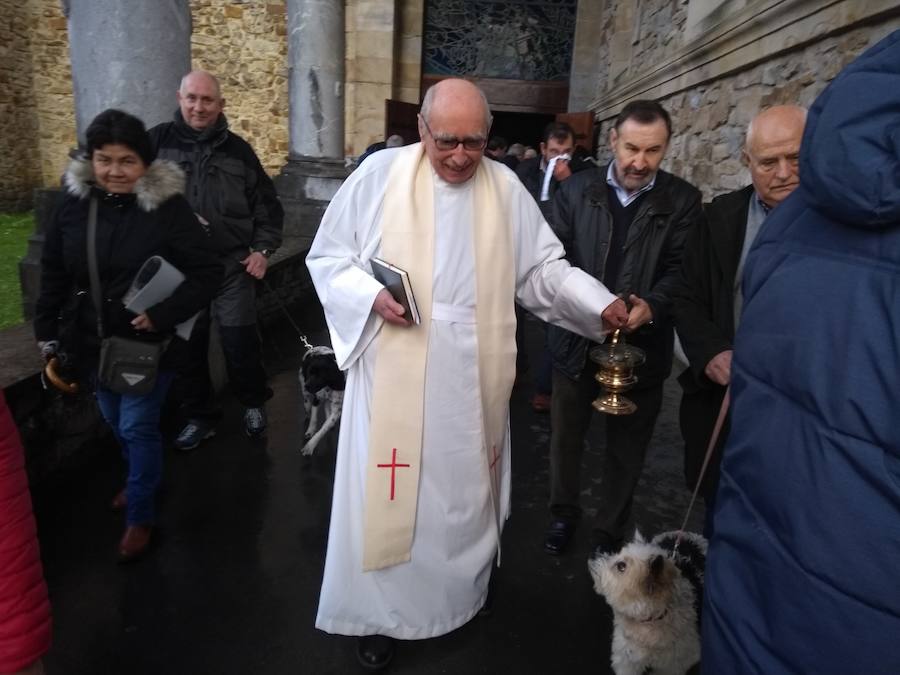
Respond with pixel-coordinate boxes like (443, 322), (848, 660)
(373, 288), (410, 326)
(601, 298), (629, 332)
(131, 313), (156, 332)
(552, 158), (572, 182)
(624, 294), (653, 332)
(37, 340), (59, 362)
(242, 251), (269, 280)
(704, 350), (732, 386)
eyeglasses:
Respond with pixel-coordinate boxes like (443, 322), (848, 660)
(421, 117), (487, 152)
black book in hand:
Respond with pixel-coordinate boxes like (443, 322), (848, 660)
(370, 257), (421, 325)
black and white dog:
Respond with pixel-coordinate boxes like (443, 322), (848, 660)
(299, 345), (345, 455)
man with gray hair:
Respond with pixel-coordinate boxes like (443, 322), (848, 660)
(673, 104), (807, 532)
(149, 70), (283, 446)
(307, 77), (628, 670)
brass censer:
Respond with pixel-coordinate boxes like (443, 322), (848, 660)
(589, 329), (646, 415)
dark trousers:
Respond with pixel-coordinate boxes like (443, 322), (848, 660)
(549, 360), (664, 542)
(180, 314), (269, 420)
(515, 305), (528, 375)
(535, 323), (553, 396)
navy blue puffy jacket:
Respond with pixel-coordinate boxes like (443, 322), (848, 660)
(703, 30), (900, 674)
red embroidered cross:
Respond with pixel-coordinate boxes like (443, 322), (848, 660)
(377, 448), (410, 501)
(489, 445), (501, 472)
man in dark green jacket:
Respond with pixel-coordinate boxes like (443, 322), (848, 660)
(149, 70), (284, 447)
(543, 100), (702, 558)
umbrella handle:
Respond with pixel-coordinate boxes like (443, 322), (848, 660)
(44, 356), (79, 394)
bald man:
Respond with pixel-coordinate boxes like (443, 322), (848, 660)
(307, 78), (627, 669)
(673, 104), (807, 530)
(148, 71), (283, 446)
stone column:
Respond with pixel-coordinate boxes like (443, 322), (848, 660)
(276, 0), (350, 248)
(65, 0), (192, 139)
(287, 0), (345, 159)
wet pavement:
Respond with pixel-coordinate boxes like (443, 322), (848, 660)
(32, 308), (704, 675)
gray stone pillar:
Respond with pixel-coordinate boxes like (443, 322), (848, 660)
(286, 0), (345, 159)
(277, 0), (349, 249)
(65, 0), (192, 140)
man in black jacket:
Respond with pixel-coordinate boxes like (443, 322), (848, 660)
(149, 70), (284, 447)
(673, 105), (806, 531)
(516, 122), (577, 221)
(543, 100), (702, 558)
(515, 122), (577, 412)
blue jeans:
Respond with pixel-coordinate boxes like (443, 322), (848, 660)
(96, 371), (175, 526)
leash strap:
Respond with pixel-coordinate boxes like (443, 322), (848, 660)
(672, 385), (730, 555)
(261, 277), (315, 353)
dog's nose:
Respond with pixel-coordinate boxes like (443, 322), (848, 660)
(650, 554), (665, 578)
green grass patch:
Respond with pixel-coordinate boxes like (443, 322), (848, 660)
(0, 212), (34, 329)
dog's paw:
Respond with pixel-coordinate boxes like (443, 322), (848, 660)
(300, 443), (315, 456)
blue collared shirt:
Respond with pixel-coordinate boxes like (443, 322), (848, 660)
(606, 162), (657, 207)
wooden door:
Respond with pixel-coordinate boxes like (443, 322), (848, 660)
(556, 111), (595, 153)
(385, 99), (421, 145)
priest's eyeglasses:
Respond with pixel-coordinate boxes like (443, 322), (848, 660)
(421, 117), (487, 152)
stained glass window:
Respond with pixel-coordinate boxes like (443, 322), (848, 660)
(424, 0), (578, 81)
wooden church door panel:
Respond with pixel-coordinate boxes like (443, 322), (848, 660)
(555, 111), (595, 153)
(385, 99), (421, 145)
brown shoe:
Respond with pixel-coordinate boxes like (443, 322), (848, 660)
(531, 393), (551, 413)
(110, 488), (127, 512)
(117, 525), (152, 563)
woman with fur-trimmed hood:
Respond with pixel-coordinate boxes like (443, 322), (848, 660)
(34, 109), (221, 563)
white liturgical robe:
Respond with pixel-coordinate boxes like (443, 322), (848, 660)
(307, 146), (616, 639)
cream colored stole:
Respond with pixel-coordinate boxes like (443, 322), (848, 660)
(363, 144), (517, 571)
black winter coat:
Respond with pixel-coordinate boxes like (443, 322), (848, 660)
(672, 184), (753, 496)
(148, 112), (283, 261)
(33, 158), (223, 373)
(515, 155), (595, 221)
(547, 165), (702, 385)
(515, 157), (554, 220)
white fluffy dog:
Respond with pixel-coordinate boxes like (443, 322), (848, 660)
(588, 530), (707, 675)
(299, 345), (344, 455)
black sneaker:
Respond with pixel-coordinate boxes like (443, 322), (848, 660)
(173, 420), (216, 451)
(243, 407), (267, 438)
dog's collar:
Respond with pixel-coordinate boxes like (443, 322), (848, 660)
(639, 608), (668, 623)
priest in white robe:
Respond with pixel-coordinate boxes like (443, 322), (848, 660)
(307, 78), (629, 671)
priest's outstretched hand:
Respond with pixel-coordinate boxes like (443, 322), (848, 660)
(601, 297), (628, 332)
(373, 288), (410, 326)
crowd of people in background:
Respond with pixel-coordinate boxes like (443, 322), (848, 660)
(4, 29), (899, 674)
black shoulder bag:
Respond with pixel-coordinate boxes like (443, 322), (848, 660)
(87, 197), (168, 396)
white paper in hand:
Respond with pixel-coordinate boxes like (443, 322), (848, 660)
(123, 256), (200, 341)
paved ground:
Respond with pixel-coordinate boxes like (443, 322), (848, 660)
(32, 308), (704, 675)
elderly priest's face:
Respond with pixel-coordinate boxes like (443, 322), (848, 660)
(419, 80), (490, 184)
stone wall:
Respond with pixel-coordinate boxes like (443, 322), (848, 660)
(0, 1), (41, 210)
(190, 0), (289, 174)
(590, 1), (900, 200)
(1, 0), (429, 205)
(344, 0), (423, 156)
(345, 0), (396, 155)
(1, 0), (291, 210)
(30, 0), (77, 188)
(0, 0), (74, 209)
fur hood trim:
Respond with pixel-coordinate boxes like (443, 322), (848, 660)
(63, 157), (186, 211)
